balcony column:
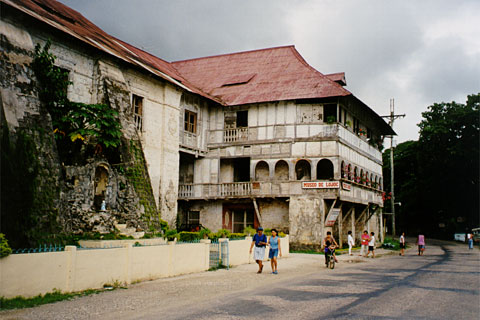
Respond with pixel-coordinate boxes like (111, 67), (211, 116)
(289, 160), (295, 180)
(311, 159), (318, 181)
(269, 160), (275, 180)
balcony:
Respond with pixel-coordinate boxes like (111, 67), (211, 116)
(178, 180), (383, 205)
(208, 124), (339, 145)
(180, 131), (198, 150)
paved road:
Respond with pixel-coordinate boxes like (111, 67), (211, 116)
(2, 240), (479, 320)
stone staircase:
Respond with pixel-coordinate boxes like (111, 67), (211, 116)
(115, 223), (145, 239)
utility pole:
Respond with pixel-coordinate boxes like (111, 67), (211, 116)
(382, 99), (405, 237)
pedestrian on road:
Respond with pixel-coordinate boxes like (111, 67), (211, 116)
(399, 232), (406, 256)
(347, 230), (355, 256)
(467, 232), (473, 250)
(267, 228), (282, 274)
(360, 230), (369, 256)
(365, 232), (375, 258)
(416, 234), (425, 255)
(249, 227), (267, 273)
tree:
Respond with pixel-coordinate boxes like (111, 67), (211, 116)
(383, 93), (479, 238)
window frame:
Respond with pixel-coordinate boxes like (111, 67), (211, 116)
(184, 110), (197, 134)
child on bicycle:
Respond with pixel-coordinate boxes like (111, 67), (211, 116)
(323, 231), (338, 265)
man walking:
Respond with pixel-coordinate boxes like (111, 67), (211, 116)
(249, 227), (267, 273)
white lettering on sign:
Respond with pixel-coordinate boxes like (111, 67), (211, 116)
(342, 182), (351, 191)
(302, 181), (340, 189)
(325, 208), (341, 227)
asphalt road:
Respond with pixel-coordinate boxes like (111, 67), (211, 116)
(158, 240), (480, 320)
(2, 240), (479, 320)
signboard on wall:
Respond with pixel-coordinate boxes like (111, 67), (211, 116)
(325, 208), (341, 227)
(302, 181), (340, 189)
(342, 182), (351, 191)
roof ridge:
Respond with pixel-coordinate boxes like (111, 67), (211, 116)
(288, 46), (352, 95)
(171, 45), (295, 64)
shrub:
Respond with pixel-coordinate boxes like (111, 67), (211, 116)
(243, 226), (256, 236)
(178, 231), (201, 242)
(216, 229), (231, 238)
(164, 229), (178, 241)
(199, 228), (212, 239)
(229, 233), (246, 240)
(0, 234), (12, 258)
(279, 232), (286, 238)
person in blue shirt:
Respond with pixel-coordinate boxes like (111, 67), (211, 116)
(268, 229), (282, 274)
(249, 227), (267, 273)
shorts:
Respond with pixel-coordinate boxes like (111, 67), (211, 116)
(400, 243), (406, 249)
(418, 245), (425, 249)
(254, 246), (266, 260)
(368, 246), (374, 251)
(269, 248), (279, 259)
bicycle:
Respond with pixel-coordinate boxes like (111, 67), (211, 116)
(325, 246), (336, 269)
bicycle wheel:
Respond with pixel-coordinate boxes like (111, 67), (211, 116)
(329, 256), (335, 269)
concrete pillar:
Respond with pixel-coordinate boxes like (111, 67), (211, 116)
(351, 207), (356, 243)
(65, 246), (77, 292)
(124, 243), (132, 285)
(338, 209), (343, 248)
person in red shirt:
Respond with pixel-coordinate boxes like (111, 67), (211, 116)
(360, 230), (369, 256)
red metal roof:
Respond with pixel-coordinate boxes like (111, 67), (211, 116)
(172, 46), (352, 106)
(2, 0), (222, 103)
(326, 72), (347, 86)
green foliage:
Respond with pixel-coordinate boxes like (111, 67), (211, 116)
(178, 231), (201, 242)
(32, 41), (122, 151)
(383, 93), (479, 237)
(326, 115), (336, 124)
(199, 228), (212, 239)
(215, 229), (231, 238)
(0, 288), (105, 310)
(164, 229), (179, 241)
(0, 234), (12, 258)
(382, 237), (400, 250)
(229, 233), (246, 240)
(243, 226), (256, 236)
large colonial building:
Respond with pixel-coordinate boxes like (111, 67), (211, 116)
(1, 0), (394, 247)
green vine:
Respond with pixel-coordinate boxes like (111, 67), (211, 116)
(32, 40), (122, 151)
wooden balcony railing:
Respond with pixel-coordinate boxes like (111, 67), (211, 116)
(180, 131), (198, 149)
(223, 127), (249, 143)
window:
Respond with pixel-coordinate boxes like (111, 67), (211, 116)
(132, 94), (143, 131)
(187, 211), (200, 225)
(233, 210), (254, 233)
(236, 110), (248, 127)
(184, 110), (197, 134)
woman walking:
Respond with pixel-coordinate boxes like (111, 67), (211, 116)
(268, 229), (282, 274)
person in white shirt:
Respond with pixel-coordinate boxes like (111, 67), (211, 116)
(399, 232), (406, 256)
(347, 230), (355, 256)
(365, 232), (376, 258)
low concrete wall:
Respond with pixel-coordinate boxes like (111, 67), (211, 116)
(0, 241), (209, 299)
(78, 238), (167, 248)
(0, 236), (289, 298)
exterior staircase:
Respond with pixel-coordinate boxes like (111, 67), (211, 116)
(114, 223), (145, 239)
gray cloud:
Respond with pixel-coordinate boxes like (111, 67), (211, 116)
(60, 0), (480, 142)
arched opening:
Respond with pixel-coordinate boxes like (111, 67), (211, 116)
(360, 169), (365, 185)
(274, 160), (289, 181)
(295, 160), (311, 181)
(94, 165), (109, 210)
(374, 176), (378, 189)
(369, 173), (373, 187)
(348, 164), (352, 180)
(341, 161), (346, 179)
(255, 161), (270, 181)
(379, 178), (383, 190)
(317, 159), (334, 180)
(354, 167), (359, 183)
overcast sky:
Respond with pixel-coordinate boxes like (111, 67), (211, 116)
(59, 0), (480, 143)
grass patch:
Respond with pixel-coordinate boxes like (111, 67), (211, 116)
(208, 263), (229, 271)
(0, 286), (124, 310)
